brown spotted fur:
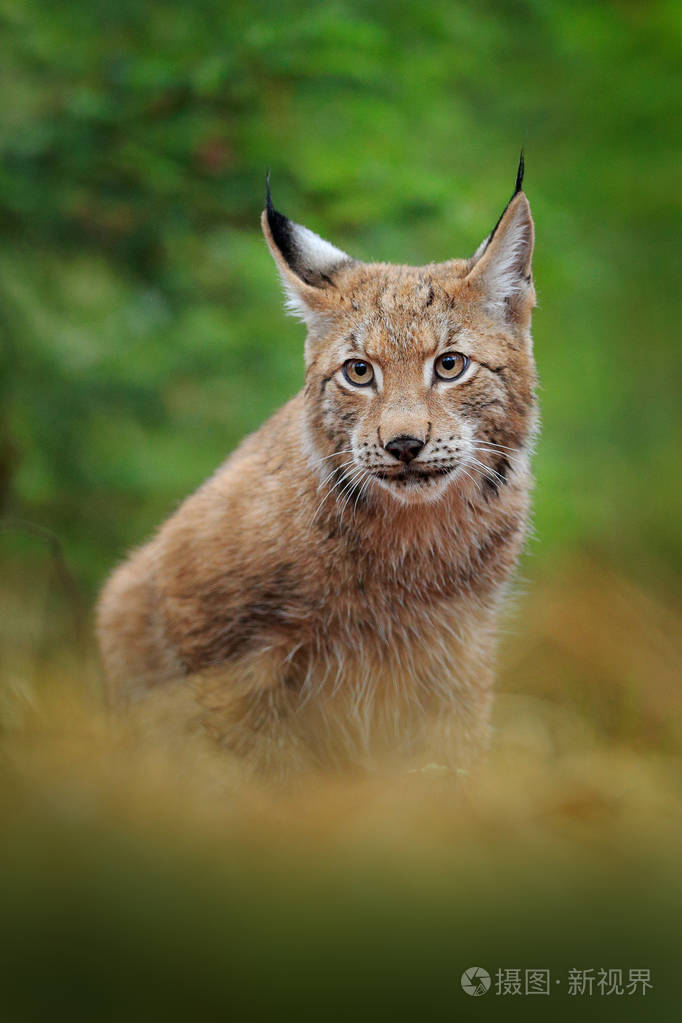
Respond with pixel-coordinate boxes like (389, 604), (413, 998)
(97, 178), (538, 778)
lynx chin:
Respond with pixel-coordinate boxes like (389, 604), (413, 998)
(97, 155), (538, 779)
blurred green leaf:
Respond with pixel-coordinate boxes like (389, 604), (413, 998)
(0, 0), (678, 588)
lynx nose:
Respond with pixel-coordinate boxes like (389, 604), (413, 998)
(384, 435), (425, 464)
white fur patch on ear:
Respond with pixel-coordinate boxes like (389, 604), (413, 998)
(469, 194), (534, 315)
(289, 221), (349, 272)
(279, 276), (323, 326)
(278, 223), (349, 325)
(262, 199), (353, 328)
(486, 207), (531, 298)
(263, 199), (351, 286)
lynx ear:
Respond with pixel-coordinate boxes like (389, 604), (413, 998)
(261, 176), (353, 326)
(465, 153), (535, 323)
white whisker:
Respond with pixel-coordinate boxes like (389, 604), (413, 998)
(314, 448), (356, 464)
(308, 467), (359, 531)
(316, 458), (357, 493)
(472, 444), (523, 463)
(457, 466), (482, 494)
(467, 456), (506, 483)
(353, 473), (374, 515)
(474, 440), (521, 453)
(337, 466), (369, 520)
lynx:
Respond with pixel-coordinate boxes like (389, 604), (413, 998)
(97, 156), (538, 778)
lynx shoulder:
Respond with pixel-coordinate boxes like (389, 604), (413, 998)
(96, 157), (538, 778)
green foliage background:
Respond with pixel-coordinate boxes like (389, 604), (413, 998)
(1, 0), (679, 591)
(1, 5), (681, 1019)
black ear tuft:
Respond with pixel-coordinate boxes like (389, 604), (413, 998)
(513, 149), (525, 197)
(481, 150), (528, 254)
(263, 172), (299, 272)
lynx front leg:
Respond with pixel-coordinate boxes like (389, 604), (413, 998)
(419, 695), (494, 775)
(96, 547), (184, 706)
(189, 647), (314, 780)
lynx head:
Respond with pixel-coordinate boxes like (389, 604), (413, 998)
(262, 157), (537, 507)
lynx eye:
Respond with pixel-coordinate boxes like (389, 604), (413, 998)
(434, 352), (469, 381)
(343, 359), (375, 387)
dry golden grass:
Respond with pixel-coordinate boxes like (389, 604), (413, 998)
(1, 554), (680, 1020)
(2, 554), (680, 852)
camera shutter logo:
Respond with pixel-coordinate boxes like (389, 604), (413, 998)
(461, 967), (492, 996)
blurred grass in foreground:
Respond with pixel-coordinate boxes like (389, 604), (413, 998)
(1, 555), (680, 1020)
